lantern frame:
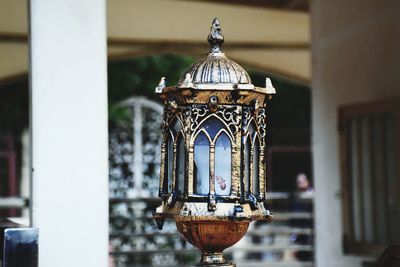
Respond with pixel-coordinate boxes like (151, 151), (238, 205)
(158, 103), (268, 205)
(153, 18), (275, 267)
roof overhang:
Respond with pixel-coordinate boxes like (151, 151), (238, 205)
(0, 0), (310, 84)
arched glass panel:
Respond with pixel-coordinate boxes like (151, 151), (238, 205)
(244, 135), (251, 193)
(172, 119), (183, 135)
(215, 132), (231, 196)
(167, 132), (174, 193)
(252, 137), (260, 195)
(248, 121), (256, 140)
(201, 117), (225, 140)
(176, 135), (185, 194)
(194, 132), (210, 195)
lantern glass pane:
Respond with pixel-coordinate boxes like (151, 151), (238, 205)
(202, 117), (225, 140)
(176, 135), (185, 194)
(244, 136), (251, 193)
(248, 121), (256, 139)
(167, 132), (173, 193)
(215, 132), (231, 196)
(253, 137), (260, 195)
(172, 119), (182, 135)
(194, 132), (210, 195)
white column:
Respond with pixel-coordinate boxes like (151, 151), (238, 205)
(29, 0), (108, 267)
(133, 101), (144, 197)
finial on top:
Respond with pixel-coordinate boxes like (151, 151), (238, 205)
(207, 18), (224, 53)
(265, 78), (276, 94)
(155, 77), (166, 93)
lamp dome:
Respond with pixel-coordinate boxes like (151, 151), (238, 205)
(178, 53), (252, 86)
(177, 18), (252, 89)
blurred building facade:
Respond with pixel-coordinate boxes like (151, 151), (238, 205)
(312, 1), (400, 266)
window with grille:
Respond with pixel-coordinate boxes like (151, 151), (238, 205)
(339, 99), (400, 256)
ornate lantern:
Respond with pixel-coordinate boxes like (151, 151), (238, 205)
(153, 18), (276, 267)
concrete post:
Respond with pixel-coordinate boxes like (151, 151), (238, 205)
(29, 0), (108, 266)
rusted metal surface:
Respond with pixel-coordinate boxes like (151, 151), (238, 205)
(154, 18), (276, 266)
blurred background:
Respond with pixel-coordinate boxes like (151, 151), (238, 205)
(0, 0), (399, 267)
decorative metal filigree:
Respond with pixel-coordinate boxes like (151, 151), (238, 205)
(154, 18), (276, 267)
(190, 105), (209, 132)
(216, 106), (241, 135)
(189, 104), (241, 135)
(177, 107), (191, 134)
(242, 106), (252, 134)
(256, 108), (267, 139)
(161, 106), (175, 133)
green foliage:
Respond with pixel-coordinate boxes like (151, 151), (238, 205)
(107, 54), (195, 128)
(250, 70), (311, 129)
(0, 54), (310, 135)
(108, 104), (131, 130)
(0, 80), (29, 135)
(108, 54), (194, 103)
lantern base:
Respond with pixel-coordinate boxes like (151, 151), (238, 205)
(195, 252), (235, 267)
(154, 202), (272, 267)
(195, 263), (235, 267)
(176, 219), (248, 267)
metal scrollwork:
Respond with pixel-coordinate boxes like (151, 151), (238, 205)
(153, 18), (275, 267)
(161, 106), (173, 132)
(216, 106), (241, 135)
(162, 105), (190, 142)
(178, 107), (192, 134)
(190, 105), (209, 132)
(189, 105), (241, 135)
(242, 106), (252, 134)
(256, 108), (267, 139)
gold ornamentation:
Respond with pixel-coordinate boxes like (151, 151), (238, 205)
(215, 106), (241, 135)
(154, 18), (276, 267)
(256, 108), (267, 140)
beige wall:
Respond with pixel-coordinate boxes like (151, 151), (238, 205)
(0, 0), (310, 82)
(311, 0), (400, 266)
